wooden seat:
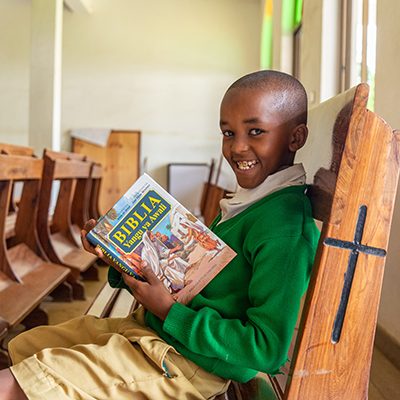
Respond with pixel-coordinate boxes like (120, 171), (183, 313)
(201, 157), (229, 226)
(70, 161), (103, 244)
(87, 162), (103, 221)
(37, 149), (99, 299)
(86, 283), (137, 319)
(0, 152), (70, 336)
(216, 83), (400, 399)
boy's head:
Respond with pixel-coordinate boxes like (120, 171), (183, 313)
(220, 70), (308, 189)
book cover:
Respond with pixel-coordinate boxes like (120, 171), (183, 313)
(87, 173), (236, 304)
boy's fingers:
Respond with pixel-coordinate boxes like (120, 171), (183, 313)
(82, 219), (97, 232)
(122, 272), (140, 290)
(94, 246), (103, 258)
(140, 265), (159, 284)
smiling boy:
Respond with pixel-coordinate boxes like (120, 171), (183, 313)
(1, 70), (319, 400)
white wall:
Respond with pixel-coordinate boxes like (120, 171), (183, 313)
(0, 0), (261, 186)
(62, 0), (261, 186)
(375, 0), (400, 343)
(299, 0), (341, 105)
(0, 0), (31, 145)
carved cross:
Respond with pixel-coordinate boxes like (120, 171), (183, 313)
(323, 205), (386, 343)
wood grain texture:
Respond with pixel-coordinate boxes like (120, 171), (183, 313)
(72, 130), (141, 213)
(0, 155), (43, 181)
(37, 151), (98, 299)
(285, 85), (400, 399)
(0, 143), (34, 157)
(0, 151), (70, 329)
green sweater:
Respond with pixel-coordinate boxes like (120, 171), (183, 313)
(108, 185), (319, 382)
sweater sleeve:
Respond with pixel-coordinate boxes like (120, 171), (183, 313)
(162, 234), (313, 374)
(108, 267), (132, 293)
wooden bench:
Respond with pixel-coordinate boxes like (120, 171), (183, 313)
(70, 161), (103, 243)
(36, 149), (99, 299)
(0, 143), (35, 236)
(87, 162), (103, 221)
(0, 153), (70, 336)
(86, 283), (138, 319)
(200, 158), (229, 226)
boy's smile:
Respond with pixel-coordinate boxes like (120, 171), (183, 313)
(220, 87), (302, 189)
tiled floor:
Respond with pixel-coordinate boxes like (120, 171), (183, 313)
(40, 265), (110, 325)
(370, 347), (400, 399)
(4, 266), (400, 398)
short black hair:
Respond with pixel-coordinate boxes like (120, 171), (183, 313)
(227, 70), (308, 126)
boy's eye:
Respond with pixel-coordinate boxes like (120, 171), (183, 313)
(221, 130), (234, 137)
(249, 128), (264, 136)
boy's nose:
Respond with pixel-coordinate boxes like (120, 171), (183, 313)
(231, 137), (250, 153)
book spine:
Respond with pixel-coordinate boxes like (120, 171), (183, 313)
(86, 231), (141, 279)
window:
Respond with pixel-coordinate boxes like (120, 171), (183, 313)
(340, 0), (376, 108)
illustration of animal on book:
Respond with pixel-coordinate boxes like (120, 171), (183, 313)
(87, 174), (236, 304)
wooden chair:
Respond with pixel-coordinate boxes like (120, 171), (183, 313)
(37, 150), (99, 299)
(71, 161), (103, 229)
(71, 162), (103, 223)
(44, 149), (89, 247)
(201, 157), (229, 226)
(87, 162), (103, 221)
(0, 152), (70, 335)
(216, 83), (400, 399)
(45, 150), (103, 244)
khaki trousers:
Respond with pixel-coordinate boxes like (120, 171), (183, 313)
(9, 308), (229, 400)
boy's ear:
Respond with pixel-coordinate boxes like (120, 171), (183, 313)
(289, 124), (308, 152)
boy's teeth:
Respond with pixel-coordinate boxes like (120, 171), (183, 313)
(236, 160), (257, 170)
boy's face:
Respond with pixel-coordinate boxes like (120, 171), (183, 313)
(220, 87), (298, 189)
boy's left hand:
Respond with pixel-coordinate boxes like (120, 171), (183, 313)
(121, 265), (176, 321)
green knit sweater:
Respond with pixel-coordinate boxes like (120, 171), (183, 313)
(108, 185), (319, 382)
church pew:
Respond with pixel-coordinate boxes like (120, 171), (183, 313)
(71, 161), (103, 238)
(87, 162), (103, 221)
(200, 158), (229, 226)
(0, 153), (70, 336)
(45, 150), (103, 247)
(0, 143), (35, 232)
(36, 150), (99, 300)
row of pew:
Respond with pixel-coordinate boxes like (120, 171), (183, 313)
(0, 143), (103, 364)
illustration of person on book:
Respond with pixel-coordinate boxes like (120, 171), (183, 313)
(141, 230), (189, 292)
(181, 223), (221, 252)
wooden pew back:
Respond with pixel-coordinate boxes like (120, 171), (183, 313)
(86, 162), (103, 221)
(36, 150), (98, 299)
(0, 151), (69, 330)
(284, 84), (400, 398)
(218, 84), (400, 400)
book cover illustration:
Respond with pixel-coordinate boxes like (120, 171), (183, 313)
(87, 173), (236, 304)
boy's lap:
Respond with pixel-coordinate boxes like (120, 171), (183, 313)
(8, 311), (228, 399)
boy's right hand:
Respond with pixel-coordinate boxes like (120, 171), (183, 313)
(81, 219), (104, 259)
(81, 219), (142, 274)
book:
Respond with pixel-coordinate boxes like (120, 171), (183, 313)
(87, 173), (236, 304)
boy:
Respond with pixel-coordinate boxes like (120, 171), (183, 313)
(0, 70), (319, 399)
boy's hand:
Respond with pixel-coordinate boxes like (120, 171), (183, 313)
(81, 219), (175, 320)
(122, 265), (176, 321)
(81, 219), (104, 258)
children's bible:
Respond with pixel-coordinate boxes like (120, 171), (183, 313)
(87, 173), (236, 304)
